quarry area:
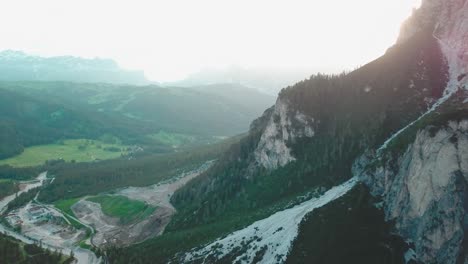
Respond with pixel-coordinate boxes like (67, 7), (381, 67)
(0, 162), (213, 263)
(7, 202), (85, 249)
(0, 172), (100, 264)
(71, 161), (214, 247)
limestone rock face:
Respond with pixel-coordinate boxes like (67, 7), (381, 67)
(254, 97), (315, 170)
(357, 120), (468, 264)
(356, 1), (468, 261)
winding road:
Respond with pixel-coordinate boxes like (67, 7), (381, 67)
(0, 172), (101, 264)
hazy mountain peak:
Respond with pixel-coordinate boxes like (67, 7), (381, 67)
(0, 50), (29, 60)
(168, 66), (319, 96)
(0, 50), (149, 85)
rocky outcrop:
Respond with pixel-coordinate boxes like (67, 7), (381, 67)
(357, 120), (468, 263)
(399, 0), (468, 94)
(254, 97), (315, 170)
(357, 0), (468, 261)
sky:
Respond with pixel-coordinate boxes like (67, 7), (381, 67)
(0, 0), (421, 81)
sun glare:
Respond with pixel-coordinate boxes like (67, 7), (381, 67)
(0, 0), (423, 81)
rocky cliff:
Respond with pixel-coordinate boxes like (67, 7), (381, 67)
(171, 0), (458, 235)
(113, 0), (468, 262)
(355, 119), (468, 264)
(352, 0), (468, 263)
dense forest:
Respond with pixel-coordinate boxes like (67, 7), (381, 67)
(0, 79), (274, 160)
(285, 185), (408, 264)
(168, 27), (449, 230)
(6, 187), (40, 212)
(108, 27), (451, 262)
(38, 136), (241, 203)
(0, 232), (73, 264)
(0, 165), (42, 181)
(0, 166), (42, 199)
(0, 87), (151, 159)
(0, 180), (18, 199)
(1, 81), (274, 140)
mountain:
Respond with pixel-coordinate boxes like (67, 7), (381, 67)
(0, 87), (153, 159)
(2, 81), (275, 137)
(108, 0), (468, 262)
(0, 50), (149, 85)
(168, 65), (318, 95)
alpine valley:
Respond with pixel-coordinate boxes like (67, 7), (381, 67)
(0, 0), (467, 263)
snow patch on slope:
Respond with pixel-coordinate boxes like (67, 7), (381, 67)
(182, 177), (358, 264)
(255, 98), (315, 169)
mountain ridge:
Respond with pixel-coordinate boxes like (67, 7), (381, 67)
(0, 50), (149, 85)
(106, 0), (468, 262)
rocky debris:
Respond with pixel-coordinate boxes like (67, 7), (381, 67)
(72, 162), (213, 247)
(180, 177), (357, 264)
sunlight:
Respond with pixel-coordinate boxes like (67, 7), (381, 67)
(0, 0), (423, 81)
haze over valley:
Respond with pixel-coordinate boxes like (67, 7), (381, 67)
(0, 0), (467, 263)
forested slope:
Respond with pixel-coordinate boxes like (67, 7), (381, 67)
(108, 14), (460, 263)
(0, 88), (148, 159)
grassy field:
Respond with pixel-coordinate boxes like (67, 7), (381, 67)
(87, 195), (155, 224)
(53, 197), (89, 230)
(147, 131), (196, 147)
(0, 139), (129, 167)
(0, 179), (14, 183)
(54, 197), (81, 217)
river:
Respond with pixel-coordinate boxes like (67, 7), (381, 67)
(0, 172), (100, 264)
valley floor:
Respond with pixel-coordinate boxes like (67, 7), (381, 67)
(69, 161), (214, 247)
(0, 139), (130, 168)
(0, 172), (100, 264)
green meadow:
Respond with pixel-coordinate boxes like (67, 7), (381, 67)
(146, 131), (196, 147)
(54, 197), (82, 217)
(87, 195), (155, 224)
(0, 139), (128, 168)
(0, 139), (127, 167)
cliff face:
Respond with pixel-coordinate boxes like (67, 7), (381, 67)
(245, 0), (468, 262)
(357, 120), (468, 263)
(254, 97), (315, 170)
(171, 0), (453, 235)
(251, 23), (451, 174)
(114, 0), (468, 262)
(352, 0), (468, 262)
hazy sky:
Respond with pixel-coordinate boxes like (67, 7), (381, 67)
(0, 0), (421, 81)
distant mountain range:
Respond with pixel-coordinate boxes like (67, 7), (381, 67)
(0, 81), (275, 158)
(0, 50), (321, 95)
(0, 50), (149, 85)
(167, 65), (323, 95)
(0, 50), (277, 159)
